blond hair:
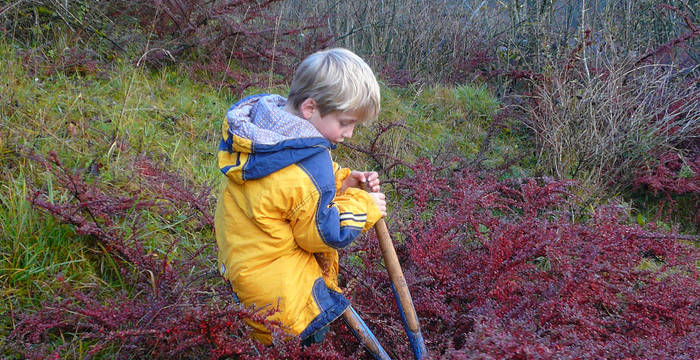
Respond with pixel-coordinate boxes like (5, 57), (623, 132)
(288, 48), (380, 123)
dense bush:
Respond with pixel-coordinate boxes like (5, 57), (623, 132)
(634, 152), (700, 229)
(4, 1), (697, 86)
(122, 0), (331, 90)
(523, 55), (699, 194)
(509, 2), (699, 198)
(337, 159), (700, 358)
(1, 0), (331, 93)
(284, 0), (500, 84)
(8, 151), (342, 359)
(8, 150), (699, 358)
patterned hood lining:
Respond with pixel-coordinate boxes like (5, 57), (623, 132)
(226, 94), (322, 146)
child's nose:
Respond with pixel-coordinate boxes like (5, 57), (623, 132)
(344, 126), (355, 138)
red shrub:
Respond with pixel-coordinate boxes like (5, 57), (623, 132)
(120, 0), (332, 94)
(10, 151), (321, 359)
(634, 152), (700, 225)
(9, 151), (700, 359)
(20, 47), (101, 77)
(635, 153), (700, 198)
(334, 161), (700, 358)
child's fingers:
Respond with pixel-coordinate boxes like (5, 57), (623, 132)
(363, 172), (380, 192)
(351, 171), (365, 183)
(365, 171), (379, 183)
(355, 171), (381, 192)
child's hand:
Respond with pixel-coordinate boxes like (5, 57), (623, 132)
(341, 171), (381, 193)
(368, 192), (387, 217)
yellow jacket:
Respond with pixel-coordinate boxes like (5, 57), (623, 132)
(215, 94), (382, 344)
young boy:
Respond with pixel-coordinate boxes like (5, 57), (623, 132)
(215, 48), (386, 345)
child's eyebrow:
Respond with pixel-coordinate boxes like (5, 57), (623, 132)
(340, 116), (360, 123)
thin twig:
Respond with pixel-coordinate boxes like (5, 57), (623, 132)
(48, 0), (125, 52)
(0, 0), (26, 18)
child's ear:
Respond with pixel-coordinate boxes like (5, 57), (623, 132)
(299, 98), (317, 120)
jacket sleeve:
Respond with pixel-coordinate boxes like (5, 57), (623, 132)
(289, 184), (382, 253)
(332, 161), (351, 193)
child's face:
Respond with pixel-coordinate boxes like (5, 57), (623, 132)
(308, 109), (361, 144)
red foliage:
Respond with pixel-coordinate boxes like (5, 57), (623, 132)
(334, 160), (700, 358)
(134, 158), (215, 229)
(119, 0), (332, 94)
(447, 38), (499, 84)
(377, 60), (417, 87)
(634, 152), (700, 224)
(20, 47), (100, 77)
(9, 151), (298, 359)
(9, 151), (700, 359)
(635, 153), (700, 198)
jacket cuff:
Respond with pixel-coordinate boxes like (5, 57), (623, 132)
(343, 187), (383, 232)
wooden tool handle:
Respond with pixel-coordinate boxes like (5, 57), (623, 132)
(343, 308), (381, 355)
(343, 307), (392, 360)
(374, 219), (420, 332)
(361, 179), (427, 359)
(362, 181), (419, 332)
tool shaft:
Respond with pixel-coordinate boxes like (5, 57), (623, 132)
(343, 306), (392, 360)
(374, 219), (420, 332)
(362, 180), (427, 359)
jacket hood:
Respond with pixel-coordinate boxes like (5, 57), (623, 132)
(218, 94), (333, 184)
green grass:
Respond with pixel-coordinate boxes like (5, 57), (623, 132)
(0, 38), (237, 355)
(2, 48), (232, 180)
(0, 173), (100, 346)
(0, 38), (228, 322)
(333, 83), (504, 173)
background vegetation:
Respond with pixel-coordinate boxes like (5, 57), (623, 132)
(1, 0), (698, 358)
